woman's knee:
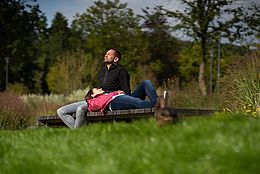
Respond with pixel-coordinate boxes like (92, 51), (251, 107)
(142, 80), (152, 85)
(76, 105), (87, 113)
(57, 107), (64, 117)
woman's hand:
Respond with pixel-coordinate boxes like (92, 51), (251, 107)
(117, 90), (125, 94)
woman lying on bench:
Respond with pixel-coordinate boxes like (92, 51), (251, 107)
(57, 80), (158, 128)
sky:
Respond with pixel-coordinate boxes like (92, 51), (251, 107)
(36, 0), (259, 43)
(36, 0), (181, 27)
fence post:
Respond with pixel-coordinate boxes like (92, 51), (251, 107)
(5, 57), (9, 90)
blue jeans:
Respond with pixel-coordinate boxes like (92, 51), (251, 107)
(110, 80), (157, 110)
(57, 101), (88, 128)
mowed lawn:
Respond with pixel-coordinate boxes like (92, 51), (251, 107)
(1, 113), (260, 174)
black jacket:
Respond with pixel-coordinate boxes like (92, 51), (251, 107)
(98, 64), (131, 94)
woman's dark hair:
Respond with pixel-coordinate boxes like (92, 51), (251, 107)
(85, 88), (94, 100)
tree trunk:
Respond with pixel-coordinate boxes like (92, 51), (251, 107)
(199, 37), (207, 96)
(198, 60), (207, 96)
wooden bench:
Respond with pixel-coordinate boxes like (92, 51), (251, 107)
(36, 108), (219, 127)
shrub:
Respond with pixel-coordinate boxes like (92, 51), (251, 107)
(159, 78), (223, 109)
(46, 51), (94, 94)
(222, 48), (260, 116)
(0, 92), (33, 130)
(22, 87), (90, 116)
(7, 83), (29, 95)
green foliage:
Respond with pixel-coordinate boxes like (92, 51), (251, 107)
(178, 42), (249, 92)
(178, 44), (201, 81)
(141, 6), (181, 84)
(81, 53), (100, 87)
(131, 64), (157, 88)
(0, 92), (33, 130)
(164, 0), (247, 43)
(46, 51), (89, 94)
(0, 0), (257, 95)
(1, 114), (260, 173)
(229, 2), (260, 44)
(222, 48), (260, 116)
(72, 0), (142, 50)
(0, 0), (47, 92)
(39, 12), (78, 93)
(6, 82), (29, 95)
(48, 12), (71, 61)
(72, 0), (148, 84)
(163, 0), (251, 95)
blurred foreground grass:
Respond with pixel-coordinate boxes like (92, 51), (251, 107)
(1, 113), (260, 174)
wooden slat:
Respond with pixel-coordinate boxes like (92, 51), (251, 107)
(36, 108), (219, 127)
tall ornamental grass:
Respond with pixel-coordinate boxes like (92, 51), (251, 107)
(22, 87), (90, 116)
(0, 92), (33, 130)
(159, 78), (223, 109)
(223, 48), (260, 116)
(0, 87), (90, 129)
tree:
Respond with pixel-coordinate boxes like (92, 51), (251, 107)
(48, 12), (71, 60)
(37, 12), (72, 93)
(40, 11), (85, 94)
(0, 0), (47, 92)
(46, 51), (94, 94)
(178, 43), (201, 81)
(163, 0), (251, 96)
(140, 6), (182, 85)
(71, 0), (148, 86)
(240, 2), (260, 42)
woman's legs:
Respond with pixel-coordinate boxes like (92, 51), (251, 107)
(57, 101), (87, 128)
(131, 80), (157, 100)
(111, 80), (158, 110)
(74, 104), (88, 128)
(110, 95), (157, 110)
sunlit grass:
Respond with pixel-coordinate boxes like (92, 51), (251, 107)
(1, 113), (260, 174)
(223, 49), (260, 116)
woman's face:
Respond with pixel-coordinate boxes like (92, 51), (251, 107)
(91, 88), (105, 97)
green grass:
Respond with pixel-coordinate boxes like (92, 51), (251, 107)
(1, 113), (260, 174)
